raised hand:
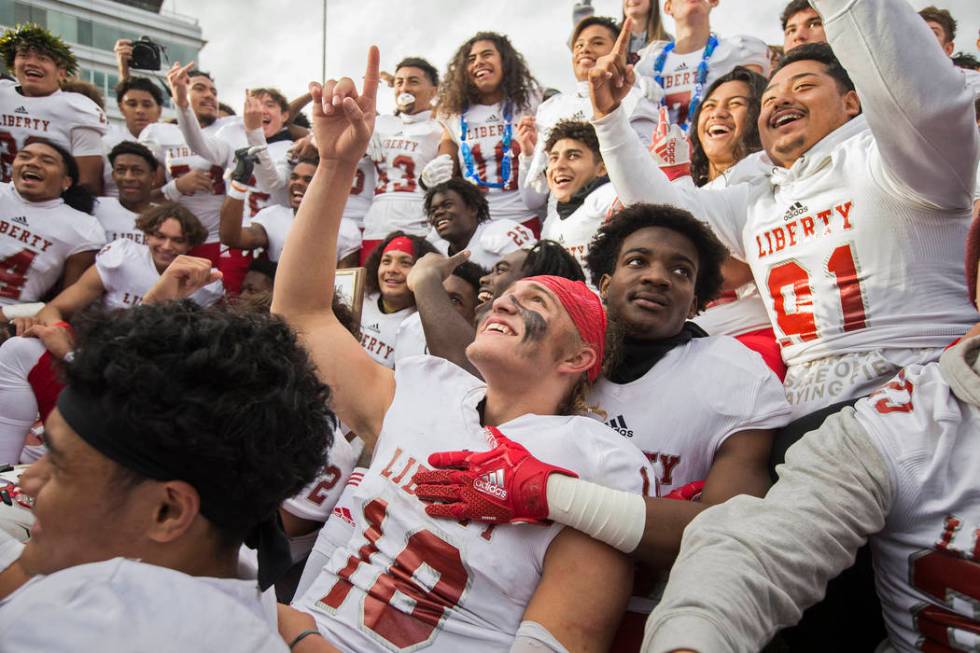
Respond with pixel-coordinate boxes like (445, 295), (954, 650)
(243, 89), (264, 132)
(166, 61), (196, 109)
(174, 169), (213, 195)
(516, 115), (538, 156)
(589, 17), (636, 119)
(142, 255), (222, 305)
(309, 46), (380, 165)
(406, 251), (470, 292)
(23, 323), (74, 360)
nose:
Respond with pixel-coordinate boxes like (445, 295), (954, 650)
(640, 260), (672, 287)
(19, 457), (49, 499)
(490, 293), (518, 315)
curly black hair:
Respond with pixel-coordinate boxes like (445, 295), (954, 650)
(544, 119), (601, 160)
(451, 260), (486, 296)
(689, 66), (767, 187)
(437, 32), (540, 117)
(363, 231), (440, 296)
(424, 178), (491, 225)
(22, 137), (94, 214)
(522, 239), (586, 282)
(108, 140), (159, 172)
(585, 203), (727, 311)
(65, 301), (334, 541)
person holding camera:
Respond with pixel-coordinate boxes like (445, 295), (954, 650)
(0, 25), (108, 195)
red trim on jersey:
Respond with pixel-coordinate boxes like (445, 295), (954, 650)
(735, 328), (787, 381)
(520, 216), (542, 240)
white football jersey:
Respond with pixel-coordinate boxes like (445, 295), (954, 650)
(100, 123), (138, 197)
(309, 467), (368, 561)
(690, 153), (772, 336)
(392, 311), (427, 365)
(93, 196), (144, 245)
(139, 121), (229, 242)
(249, 204), (360, 262)
(362, 111), (441, 239)
(215, 121), (293, 217)
(635, 35), (770, 127)
(852, 355), (980, 653)
(431, 219), (535, 270)
(0, 183), (105, 305)
(292, 355), (652, 653)
(540, 181), (617, 283)
(524, 81), (658, 194)
(590, 336), (791, 498)
(444, 100), (539, 223)
(343, 156), (376, 228)
(0, 558), (285, 652)
(0, 80), (108, 182)
(358, 292), (415, 368)
(94, 238), (224, 309)
(282, 430), (357, 522)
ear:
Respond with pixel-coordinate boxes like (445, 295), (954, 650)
(595, 160), (607, 178)
(663, 0), (674, 16)
(557, 343), (598, 379)
(145, 480), (201, 545)
(687, 294), (699, 319)
(597, 273), (612, 303)
(62, 178), (71, 192)
(843, 90), (861, 119)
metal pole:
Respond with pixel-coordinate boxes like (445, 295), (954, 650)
(321, 0), (327, 81)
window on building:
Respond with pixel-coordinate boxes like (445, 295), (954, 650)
(13, 2), (44, 27)
(46, 11), (78, 44)
(77, 18), (93, 47)
(0, 0), (15, 28)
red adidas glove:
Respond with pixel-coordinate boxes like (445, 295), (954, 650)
(650, 106), (691, 182)
(412, 426), (578, 525)
(664, 480), (704, 502)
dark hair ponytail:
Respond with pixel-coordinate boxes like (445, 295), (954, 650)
(23, 136), (95, 214)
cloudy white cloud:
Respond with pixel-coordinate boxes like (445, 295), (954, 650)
(162, 0), (978, 116)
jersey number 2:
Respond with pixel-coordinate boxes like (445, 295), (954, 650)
(317, 498), (468, 650)
(767, 243), (867, 345)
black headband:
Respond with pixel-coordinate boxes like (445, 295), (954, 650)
(56, 386), (291, 590)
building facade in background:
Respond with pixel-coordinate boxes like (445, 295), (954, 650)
(0, 0), (205, 124)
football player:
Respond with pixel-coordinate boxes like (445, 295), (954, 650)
(0, 25), (107, 193)
(781, 0), (827, 52)
(94, 141), (158, 244)
(102, 77), (163, 197)
(273, 49), (652, 652)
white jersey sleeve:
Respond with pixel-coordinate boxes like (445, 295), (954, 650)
(63, 91), (109, 156)
(393, 313), (428, 365)
(249, 205), (293, 262)
(282, 431), (357, 522)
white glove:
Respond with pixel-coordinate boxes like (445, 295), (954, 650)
(366, 131), (385, 163)
(635, 75), (665, 105)
(649, 106), (691, 181)
(420, 154), (454, 189)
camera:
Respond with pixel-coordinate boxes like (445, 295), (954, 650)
(129, 36), (165, 72)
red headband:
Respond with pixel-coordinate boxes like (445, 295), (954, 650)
(523, 275), (606, 383)
(383, 236), (415, 258)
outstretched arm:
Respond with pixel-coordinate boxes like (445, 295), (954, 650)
(815, 0), (978, 210)
(271, 48), (395, 447)
(168, 62), (232, 166)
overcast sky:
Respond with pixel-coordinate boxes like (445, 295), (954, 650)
(161, 0), (978, 117)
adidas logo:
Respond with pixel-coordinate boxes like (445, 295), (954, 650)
(473, 470), (507, 499)
(674, 62), (689, 72)
(331, 506), (355, 527)
(13, 106), (27, 115)
(783, 201), (808, 221)
(606, 414), (634, 438)
(11, 215), (27, 226)
(486, 113), (499, 122)
(365, 322), (380, 332)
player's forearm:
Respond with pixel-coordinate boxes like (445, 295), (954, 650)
(218, 196), (247, 248)
(816, 0), (978, 208)
(413, 274), (480, 376)
(644, 408), (894, 653)
(271, 159), (355, 317)
(176, 105), (228, 165)
(245, 128), (286, 190)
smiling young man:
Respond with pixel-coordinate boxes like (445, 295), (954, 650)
(0, 25), (108, 194)
(590, 0), (980, 419)
(519, 16), (659, 205)
(360, 57), (443, 259)
(538, 120), (615, 281)
(273, 47), (653, 653)
(93, 141), (158, 245)
(781, 0), (827, 52)
(415, 204), (791, 650)
(220, 155), (361, 267)
(425, 178), (536, 269)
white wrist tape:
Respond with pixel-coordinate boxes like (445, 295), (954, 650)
(1, 303), (45, 320)
(509, 621), (570, 653)
(226, 181), (249, 200)
(546, 474), (646, 553)
(161, 179), (182, 202)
